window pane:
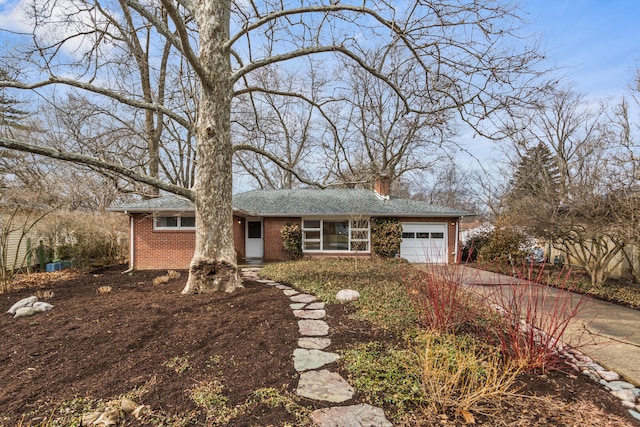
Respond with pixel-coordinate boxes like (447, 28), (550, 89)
(248, 221), (262, 238)
(431, 232), (444, 239)
(351, 230), (368, 240)
(155, 216), (178, 228)
(416, 232), (429, 239)
(304, 230), (320, 239)
(351, 241), (368, 251)
(181, 217), (196, 228)
(303, 220), (320, 229)
(402, 232), (415, 239)
(323, 221), (349, 250)
(304, 241), (320, 250)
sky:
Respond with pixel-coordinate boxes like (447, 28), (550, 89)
(520, 0), (639, 101)
(462, 0), (640, 172)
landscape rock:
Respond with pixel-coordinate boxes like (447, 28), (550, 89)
(298, 320), (329, 336)
(608, 381), (635, 390)
(293, 309), (326, 319)
(293, 348), (340, 371)
(7, 296), (37, 315)
(306, 302), (325, 309)
(598, 370), (620, 382)
(336, 289), (360, 302)
(290, 294), (317, 303)
(298, 337), (331, 350)
(611, 389), (636, 402)
(629, 409), (640, 421)
(13, 307), (42, 318)
(32, 302), (54, 312)
(297, 369), (353, 403)
(310, 403), (393, 427)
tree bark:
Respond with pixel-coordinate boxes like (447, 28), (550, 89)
(182, 0), (241, 293)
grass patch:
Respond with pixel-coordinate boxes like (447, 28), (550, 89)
(262, 258), (417, 332)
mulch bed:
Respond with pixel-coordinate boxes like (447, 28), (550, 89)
(0, 265), (638, 426)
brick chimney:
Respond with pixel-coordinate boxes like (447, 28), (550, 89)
(373, 175), (390, 198)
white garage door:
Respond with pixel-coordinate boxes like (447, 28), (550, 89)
(400, 223), (447, 263)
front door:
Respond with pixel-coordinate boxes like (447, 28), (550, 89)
(245, 218), (264, 258)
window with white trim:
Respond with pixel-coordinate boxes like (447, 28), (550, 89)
(302, 218), (370, 252)
(154, 215), (196, 230)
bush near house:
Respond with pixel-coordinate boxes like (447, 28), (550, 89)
(370, 217), (403, 259)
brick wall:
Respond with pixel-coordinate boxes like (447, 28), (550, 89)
(129, 214), (460, 269)
(264, 217), (299, 261)
(131, 214), (247, 270)
(398, 217), (459, 264)
(132, 213), (195, 270)
(233, 216), (245, 260)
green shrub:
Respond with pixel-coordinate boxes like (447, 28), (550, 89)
(460, 229), (493, 262)
(280, 222), (303, 259)
(477, 226), (528, 266)
(370, 217), (402, 258)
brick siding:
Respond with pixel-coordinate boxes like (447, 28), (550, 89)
(264, 217), (299, 261)
(132, 213), (247, 270)
(129, 214), (459, 270)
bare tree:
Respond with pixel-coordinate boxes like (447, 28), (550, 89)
(1, 0), (544, 293)
(501, 85), (640, 286)
(233, 65), (326, 189)
(324, 47), (451, 188)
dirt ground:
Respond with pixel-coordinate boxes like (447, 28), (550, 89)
(0, 265), (638, 426)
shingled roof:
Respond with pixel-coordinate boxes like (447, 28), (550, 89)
(110, 189), (468, 218)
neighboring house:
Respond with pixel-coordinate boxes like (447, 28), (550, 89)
(0, 212), (39, 273)
(110, 179), (469, 270)
(459, 219), (493, 245)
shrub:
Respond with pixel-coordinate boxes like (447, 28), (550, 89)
(403, 266), (485, 333)
(416, 332), (522, 420)
(460, 229), (493, 262)
(370, 217), (402, 258)
(485, 265), (586, 371)
(477, 225), (529, 267)
(280, 223), (303, 259)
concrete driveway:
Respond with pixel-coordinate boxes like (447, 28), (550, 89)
(419, 264), (640, 385)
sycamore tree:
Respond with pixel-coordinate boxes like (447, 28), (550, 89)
(0, 0), (543, 293)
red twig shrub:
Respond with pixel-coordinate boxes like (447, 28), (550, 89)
(403, 265), (483, 333)
(486, 265), (586, 371)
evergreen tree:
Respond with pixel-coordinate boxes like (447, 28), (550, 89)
(508, 142), (561, 202)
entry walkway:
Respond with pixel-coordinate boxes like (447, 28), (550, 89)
(423, 264), (640, 386)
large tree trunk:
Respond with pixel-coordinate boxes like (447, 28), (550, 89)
(182, 0), (241, 293)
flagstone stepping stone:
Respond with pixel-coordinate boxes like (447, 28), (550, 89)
(298, 337), (331, 350)
(310, 404), (393, 427)
(293, 309), (326, 319)
(283, 289), (299, 296)
(290, 303), (307, 310)
(298, 320), (329, 336)
(297, 369), (353, 403)
(276, 284), (292, 290)
(306, 302), (325, 310)
(290, 294), (317, 303)
(294, 348), (340, 371)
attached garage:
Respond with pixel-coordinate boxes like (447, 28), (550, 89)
(400, 223), (448, 263)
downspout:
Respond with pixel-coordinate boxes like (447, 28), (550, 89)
(123, 213), (134, 273)
(454, 217), (461, 264)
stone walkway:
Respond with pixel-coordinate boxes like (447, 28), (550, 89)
(241, 268), (392, 427)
